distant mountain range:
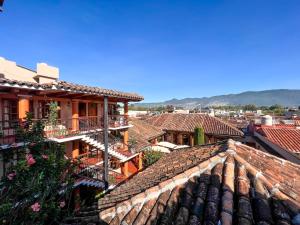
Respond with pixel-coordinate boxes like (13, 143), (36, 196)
(136, 89), (300, 109)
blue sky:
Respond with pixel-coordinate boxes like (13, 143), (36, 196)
(1, 0), (300, 102)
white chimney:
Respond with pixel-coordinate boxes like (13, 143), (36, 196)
(35, 63), (59, 84)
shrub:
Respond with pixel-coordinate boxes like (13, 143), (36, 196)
(143, 150), (163, 167)
(0, 114), (77, 225)
(194, 127), (205, 145)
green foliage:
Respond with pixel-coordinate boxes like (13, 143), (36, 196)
(48, 101), (59, 126)
(143, 150), (163, 167)
(0, 114), (77, 225)
(269, 104), (283, 110)
(194, 127), (205, 145)
(242, 104), (257, 111)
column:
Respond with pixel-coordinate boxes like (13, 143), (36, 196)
(33, 99), (39, 119)
(123, 102), (129, 149)
(18, 97), (30, 121)
(138, 153), (143, 171)
(72, 101), (79, 131)
(189, 135), (194, 147)
(72, 140), (79, 159)
(103, 96), (109, 188)
(177, 133), (183, 145)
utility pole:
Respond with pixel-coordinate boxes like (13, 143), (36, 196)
(103, 96), (109, 189)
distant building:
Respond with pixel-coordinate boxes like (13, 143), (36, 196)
(144, 113), (244, 146)
(128, 118), (165, 151)
(247, 114), (300, 164)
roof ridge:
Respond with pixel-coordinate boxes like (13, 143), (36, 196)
(99, 152), (228, 223)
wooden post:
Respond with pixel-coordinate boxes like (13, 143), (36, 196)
(189, 134), (194, 147)
(72, 140), (79, 159)
(18, 97), (30, 121)
(103, 96), (109, 188)
(72, 101), (79, 131)
(123, 102), (129, 149)
(177, 133), (183, 145)
(138, 153), (143, 171)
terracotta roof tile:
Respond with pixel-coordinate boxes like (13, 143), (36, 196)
(65, 140), (300, 224)
(145, 113), (244, 137)
(257, 126), (300, 153)
(129, 118), (165, 151)
(0, 78), (143, 101)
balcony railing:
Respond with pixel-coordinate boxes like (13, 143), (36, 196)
(44, 114), (128, 139)
(0, 120), (20, 145)
(108, 114), (129, 128)
(75, 161), (126, 186)
(44, 116), (103, 139)
(0, 114), (129, 144)
(77, 151), (103, 166)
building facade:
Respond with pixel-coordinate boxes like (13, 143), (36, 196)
(0, 57), (144, 184)
(145, 113), (244, 146)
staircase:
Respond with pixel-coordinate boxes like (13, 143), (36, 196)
(61, 202), (100, 225)
(81, 135), (128, 161)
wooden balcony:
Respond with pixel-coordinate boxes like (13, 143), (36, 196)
(0, 114), (130, 145)
(44, 116), (104, 139)
(108, 114), (130, 129)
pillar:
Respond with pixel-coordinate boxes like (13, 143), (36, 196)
(189, 135), (194, 147)
(103, 96), (109, 188)
(72, 140), (79, 159)
(121, 161), (129, 177)
(123, 102), (129, 149)
(18, 97), (30, 121)
(138, 153), (143, 171)
(177, 133), (183, 145)
(33, 99), (39, 119)
(72, 101), (79, 131)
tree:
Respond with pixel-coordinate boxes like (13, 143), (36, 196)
(243, 104), (257, 111)
(0, 113), (77, 225)
(269, 104), (283, 110)
(194, 127), (205, 145)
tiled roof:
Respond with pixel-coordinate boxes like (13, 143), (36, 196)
(223, 118), (249, 129)
(64, 140), (300, 224)
(129, 118), (165, 151)
(257, 126), (300, 154)
(145, 113), (244, 137)
(0, 78), (143, 101)
(295, 119), (300, 126)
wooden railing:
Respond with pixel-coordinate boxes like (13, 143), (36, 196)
(44, 116), (104, 139)
(0, 120), (20, 145)
(74, 161), (126, 186)
(108, 114), (129, 128)
(0, 114), (129, 143)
